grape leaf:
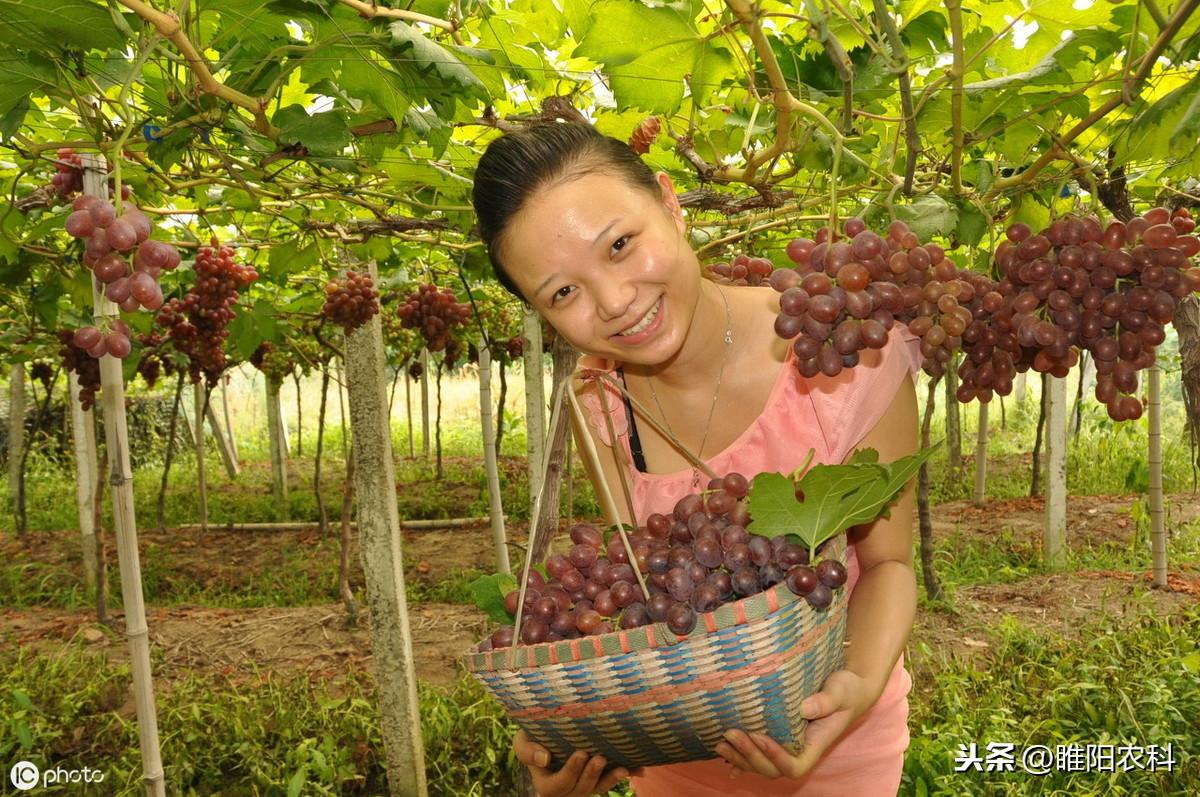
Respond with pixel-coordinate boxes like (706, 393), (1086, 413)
(747, 447), (935, 555)
(469, 572), (517, 626)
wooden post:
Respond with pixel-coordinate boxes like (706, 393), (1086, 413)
(205, 397), (240, 477)
(69, 372), (98, 589)
(221, 376), (239, 461)
(1044, 375), (1067, 566)
(266, 375), (290, 520)
(344, 261), (427, 797)
(945, 363), (962, 470)
(192, 382), (208, 532)
(523, 308), (546, 518)
(973, 401), (988, 508)
(81, 153), (165, 797)
(7, 363), (24, 521)
(531, 336), (580, 565)
(1014, 371), (1028, 405)
(1148, 358), (1166, 587)
(420, 347), (430, 460)
(478, 340), (510, 575)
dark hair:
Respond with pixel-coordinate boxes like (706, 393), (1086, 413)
(472, 122), (659, 300)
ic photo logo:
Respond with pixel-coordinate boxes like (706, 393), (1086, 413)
(9, 760), (39, 791)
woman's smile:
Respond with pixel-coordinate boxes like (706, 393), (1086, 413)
(611, 296), (665, 343)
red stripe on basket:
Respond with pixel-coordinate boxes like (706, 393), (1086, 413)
(592, 637), (604, 656)
(703, 612), (717, 633)
(646, 626), (657, 647)
(510, 622), (829, 721)
(549, 644), (559, 665)
(570, 639), (582, 662)
(619, 632), (631, 653)
(766, 588), (780, 613)
(734, 601), (748, 625)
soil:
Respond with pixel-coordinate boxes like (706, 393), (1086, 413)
(4, 493), (1198, 693)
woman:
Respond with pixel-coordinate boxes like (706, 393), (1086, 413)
(473, 122), (920, 797)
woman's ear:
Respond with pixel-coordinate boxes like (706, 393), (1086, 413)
(655, 171), (686, 233)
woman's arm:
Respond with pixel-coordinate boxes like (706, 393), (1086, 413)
(716, 370), (920, 778)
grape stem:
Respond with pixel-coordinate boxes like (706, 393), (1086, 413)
(788, 448), (816, 482)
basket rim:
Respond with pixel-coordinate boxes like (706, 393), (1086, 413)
(464, 534), (848, 672)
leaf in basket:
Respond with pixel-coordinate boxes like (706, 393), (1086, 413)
(747, 447), (936, 555)
(469, 572), (518, 626)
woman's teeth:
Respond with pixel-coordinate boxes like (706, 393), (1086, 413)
(618, 300), (660, 336)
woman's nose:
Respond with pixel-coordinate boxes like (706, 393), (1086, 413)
(594, 279), (635, 322)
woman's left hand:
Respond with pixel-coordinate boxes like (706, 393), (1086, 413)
(714, 668), (879, 780)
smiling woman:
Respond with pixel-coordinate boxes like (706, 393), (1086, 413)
(471, 122), (920, 797)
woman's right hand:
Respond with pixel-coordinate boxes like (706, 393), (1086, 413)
(513, 729), (638, 796)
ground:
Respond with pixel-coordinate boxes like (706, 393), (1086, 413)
(4, 491), (1198, 701)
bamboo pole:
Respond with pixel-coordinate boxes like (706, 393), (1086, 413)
(205, 397), (240, 477)
(68, 372), (98, 589)
(221, 375), (239, 461)
(344, 261), (427, 797)
(523, 308), (546, 518)
(945, 363), (962, 470)
(81, 153), (165, 797)
(1148, 358), (1166, 587)
(7, 363), (24, 525)
(193, 382), (209, 533)
(420, 347), (430, 460)
(266, 375), (290, 519)
(1045, 375), (1068, 566)
(405, 367), (414, 457)
(973, 401), (988, 508)
(173, 517), (488, 533)
(478, 340), (510, 575)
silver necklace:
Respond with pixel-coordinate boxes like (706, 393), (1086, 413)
(647, 287), (734, 485)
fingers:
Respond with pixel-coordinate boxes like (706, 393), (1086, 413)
(801, 676), (850, 720)
(513, 730), (552, 769)
(717, 729), (784, 778)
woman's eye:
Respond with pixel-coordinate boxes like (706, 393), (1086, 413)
(552, 285), (574, 303)
(611, 235), (630, 254)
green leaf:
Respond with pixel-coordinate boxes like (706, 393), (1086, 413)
(0, 54), (55, 118)
(15, 719), (33, 749)
(954, 200), (989, 247)
(286, 766), (307, 797)
(0, 0), (128, 53)
(272, 105), (351, 156)
(1181, 652), (1200, 673)
(894, 195), (957, 241)
(468, 572), (518, 626)
(748, 447), (935, 555)
(11, 689), (33, 711)
(387, 21), (489, 102)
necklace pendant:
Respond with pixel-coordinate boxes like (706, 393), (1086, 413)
(724, 331), (733, 345)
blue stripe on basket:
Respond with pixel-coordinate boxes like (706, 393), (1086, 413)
(759, 670), (793, 742)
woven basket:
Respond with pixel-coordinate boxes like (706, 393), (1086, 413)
(464, 535), (849, 771)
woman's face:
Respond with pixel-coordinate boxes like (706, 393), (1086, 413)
(500, 170), (702, 365)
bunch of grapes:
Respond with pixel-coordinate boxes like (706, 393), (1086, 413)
(482, 472), (847, 650)
(47, 148), (83, 198)
(708, 253), (775, 286)
(988, 208), (1200, 420)
(628, 116), (661, 155)
(396, 283), (472, 352)
(504, 335), (525, 360)
(156, 238), (258, 382)
(70, 318), (134, 361)
(58, 329), (102, 410)
(322, 270), (380, 334)
(772, 219), (982, 380)
(64, 194), (181, 315)
(29, 362), (54, 391)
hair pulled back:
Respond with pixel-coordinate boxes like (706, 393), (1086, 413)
(472, 122), (659, 299)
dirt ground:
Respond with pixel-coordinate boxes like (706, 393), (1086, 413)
(4, 493), (1198, 692)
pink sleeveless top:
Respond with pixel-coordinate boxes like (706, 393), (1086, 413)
(578, 325), (922, 797)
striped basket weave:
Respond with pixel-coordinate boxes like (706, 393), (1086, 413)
(464, 536), (849, 771)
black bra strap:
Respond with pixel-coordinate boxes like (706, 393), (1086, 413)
(615, 369), (648, 473)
